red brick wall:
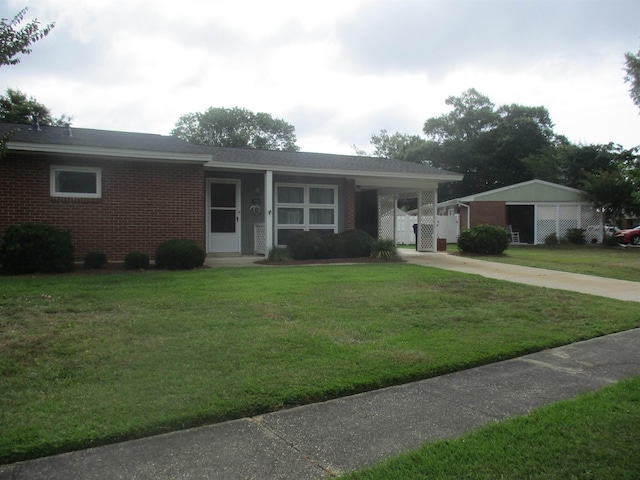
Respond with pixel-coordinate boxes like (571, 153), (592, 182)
(469, 201), (506, 228)
(0, 153), (205, 262)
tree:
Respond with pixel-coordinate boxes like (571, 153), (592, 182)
(0, 88), (71, 126)
(581, 167), (639, 227)
(171, 107), (299, 151)
(422, 89), (561, 199)
(423, 88), (498, 143)
(361, 129), (431, 164)
(624, 47), (640, 111)
(1, 7), (54, 67)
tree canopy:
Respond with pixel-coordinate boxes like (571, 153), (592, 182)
(0, 7), (54, 67)
(420, 89), (561, 199)
(171, 107), (299, 152)
(580, 156), (640, 224)
(624, 46), (640, 112)
(358, 87), (639, 208)
(363, 129), (430, 164)
(0, 88), (70, 126)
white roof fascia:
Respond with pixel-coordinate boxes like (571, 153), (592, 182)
(7, 142), (212, 164)
(204, 160), (463, 182)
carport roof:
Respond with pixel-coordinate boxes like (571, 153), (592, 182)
(205, 145), (462, 190)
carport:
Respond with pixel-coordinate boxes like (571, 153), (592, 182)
(437, 180), (602, 244)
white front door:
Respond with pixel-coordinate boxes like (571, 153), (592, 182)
(207, 179), (241, 254)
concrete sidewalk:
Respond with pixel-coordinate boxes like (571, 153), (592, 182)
(400, 250), (640, 303)
(2, 329), (639, 479)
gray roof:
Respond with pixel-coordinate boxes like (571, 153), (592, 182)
(0, 122), (209, 156)
(1, 122), (462, 183)
(205, 145), (460, 179)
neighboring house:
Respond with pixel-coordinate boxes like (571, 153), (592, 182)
(0, 122), (462, 261)
(437, 179), (602, 244)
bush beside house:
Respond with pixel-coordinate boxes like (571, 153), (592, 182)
(457, 225), (509, 255)
(0, 223), (75, 274)
(155, 239), (206, 270)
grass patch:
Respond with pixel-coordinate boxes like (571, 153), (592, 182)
(454, 244), (640, 282)
(1, 264), (639, 463)
(345, 375), (640, 479)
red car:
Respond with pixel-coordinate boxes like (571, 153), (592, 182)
(614, 225), (640, 245)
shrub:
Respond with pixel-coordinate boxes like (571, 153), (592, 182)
(371, 238), (400, 261)
(83, 251), (108, 269)
(155, 239), (205, 270)
(544, 232), (559, 246)
(457, 224), (509, 255)
(566, 228), (586, 245)
(0, 223), (75, 274)
(325, 233), (347, 258)
(340, 229), (375, 257)
(267, 246), (291, 263)
(285, 231), (329, 260)
(124, 251), (150, 270)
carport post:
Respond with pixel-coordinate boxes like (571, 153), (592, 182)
(265, 170), (273, 253)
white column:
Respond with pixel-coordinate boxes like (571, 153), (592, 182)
(264, 170), (273, 253)
(432, 188), (438, 252)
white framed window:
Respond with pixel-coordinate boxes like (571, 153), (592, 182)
(275, 183), (338, 245)
(51, 166), (102, 198)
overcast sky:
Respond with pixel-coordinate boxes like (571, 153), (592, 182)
(2, 0), (639, 155)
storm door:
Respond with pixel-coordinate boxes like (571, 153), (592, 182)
(207, 179), (241, 253)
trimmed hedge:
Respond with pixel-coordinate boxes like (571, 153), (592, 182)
(284, 229), (376, 261)
(155, 239), (205, 270)
(457, 225), (509, 255)
(0, 223), (75, 274)
(286, 231), (329, 260)
(124, 251), (150, 270)
(340, 229), (375, 257)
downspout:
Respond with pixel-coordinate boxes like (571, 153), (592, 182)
(457, 201), (470, 230)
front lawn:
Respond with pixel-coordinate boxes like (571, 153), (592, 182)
(1, 264), (638, 463)
(450, 244), (640, 282)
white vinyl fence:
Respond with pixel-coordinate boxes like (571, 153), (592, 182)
(396, 214), (459, 244)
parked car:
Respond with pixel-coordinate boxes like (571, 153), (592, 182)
(614, 225), (640, 245)
(604, 225), (619, 236)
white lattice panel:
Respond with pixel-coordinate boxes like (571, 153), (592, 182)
(536, 205), (557, 243)
(378, 194), (396, 240)
(417, 190), (436, 251)
(254, 223), (266, 255)
(558, 205), (579, 240)
(581, 205), (601, 229)
(535, 204), (602, 244)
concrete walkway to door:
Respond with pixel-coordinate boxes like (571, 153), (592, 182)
(399, 250), (640, 303)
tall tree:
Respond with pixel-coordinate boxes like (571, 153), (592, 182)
(0, 88), (70, 126)
(422, 89), (560, 199)
(581, 165), (640, 226)
(423, 88), (498, 143)
(0, 7), (54, 67)
(171, 107), (299, 152)
(364, 129), (431, 164)
(624, 46), (640, 111)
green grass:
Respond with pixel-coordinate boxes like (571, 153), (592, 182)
(451, 244), (640, 282)
(345, 374), (640, 479)
(1, 264), (639, 463)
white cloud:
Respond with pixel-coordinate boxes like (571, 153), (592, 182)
(1, 0), (639, 154)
